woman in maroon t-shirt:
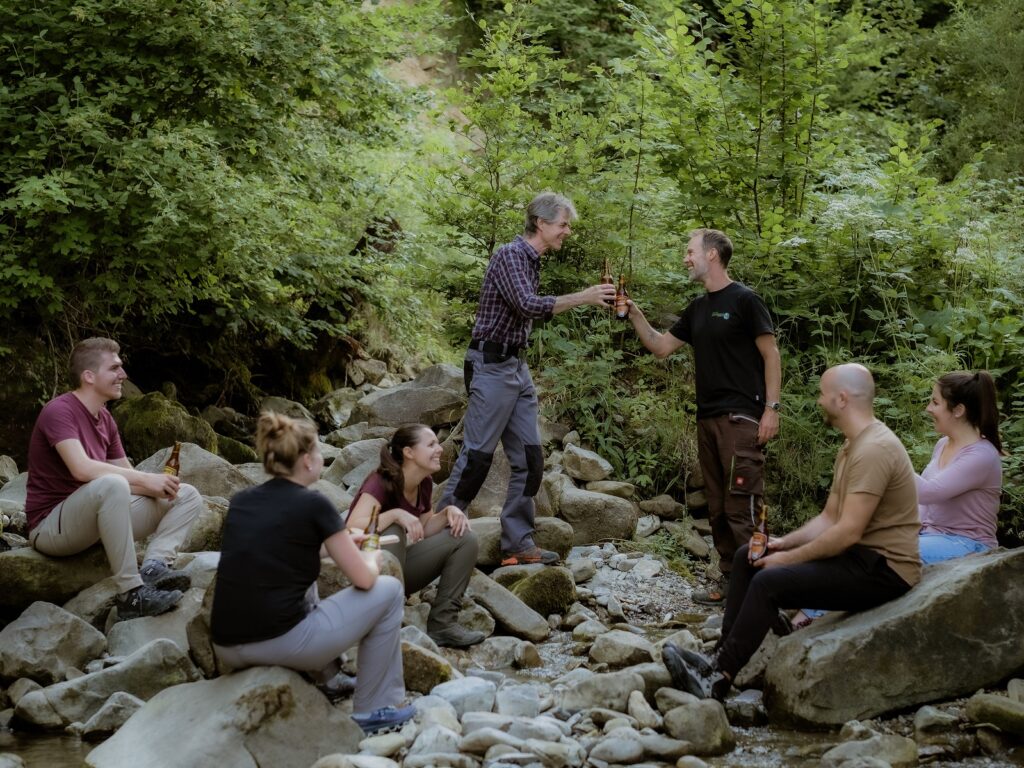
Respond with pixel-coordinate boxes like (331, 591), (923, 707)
(348, 424), (483, 648)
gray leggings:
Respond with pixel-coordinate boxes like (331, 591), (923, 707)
(214, 576), (405, 713)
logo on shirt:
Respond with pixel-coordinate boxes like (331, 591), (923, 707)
(711, 311), (731, 320)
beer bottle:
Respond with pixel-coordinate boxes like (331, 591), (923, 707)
(601, 259), (614, 285)
(360, 502), (381, 552)
(614, 275), (629, 320)
(748, 499), (769, 562)
(163, 442), (181, 476)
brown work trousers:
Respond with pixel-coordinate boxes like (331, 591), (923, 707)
(697, 413), (765, 578)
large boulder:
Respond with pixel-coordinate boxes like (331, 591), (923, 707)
(259, 396), (315, 423)
(0, 602), (106, 685)
(107, 587), (206, 657)
(311, 388), (363, 431)
(349, 364), (465, 428)
(136, 443), (254, 500)
(469, 517), (573, 568)
(546, 474), (637, 545)
(0, 472), (27, 505)
(0, 546), (110, 613)
(322, 438), (388, 488)
(765, 548), (1024, 726)
(14, 638), (200, 729)
(112, 392), (218, 461)
(84, 666), (363, 768)
(0, 456), (18, 486)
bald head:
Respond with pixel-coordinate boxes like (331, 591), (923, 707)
(824, 363), (875, 404)
(818, 363), (876, 432)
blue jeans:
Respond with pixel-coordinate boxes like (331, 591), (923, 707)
(919, 533), (991, 564)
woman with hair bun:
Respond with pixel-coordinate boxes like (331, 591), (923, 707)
(211, 412), (413, 735)
(916, 370), (1003, 563)
(347, 424), (483, 648)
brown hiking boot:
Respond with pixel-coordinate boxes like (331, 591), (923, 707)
(500, 546), (560, 566)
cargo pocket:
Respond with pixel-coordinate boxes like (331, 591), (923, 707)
(463, 358), (474, 395)
(729, 448), (765, 496)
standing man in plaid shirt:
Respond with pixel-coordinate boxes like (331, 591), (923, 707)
(438, 192), (616, 565)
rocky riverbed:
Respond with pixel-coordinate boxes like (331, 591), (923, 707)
(2, 362), (1024, 767)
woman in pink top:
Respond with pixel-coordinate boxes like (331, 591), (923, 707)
(916, 370), (1003, 563)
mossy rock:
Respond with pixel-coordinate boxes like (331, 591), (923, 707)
(113, 392), (217, 461)
(509, 566), (576, 618)
(215, 434), (258, 465)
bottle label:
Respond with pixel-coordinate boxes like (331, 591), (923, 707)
(748, 531), (768, 561)
(360, 533), (381, 552)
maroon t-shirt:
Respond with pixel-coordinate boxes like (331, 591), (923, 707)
(346, 471), (432, 524)
(25, 392), (126, 531)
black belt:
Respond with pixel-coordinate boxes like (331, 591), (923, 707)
(469, 339), (523, 357)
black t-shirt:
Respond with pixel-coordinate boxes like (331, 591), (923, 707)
(211, 477), (343, 645)
(668, 281), (774, 420)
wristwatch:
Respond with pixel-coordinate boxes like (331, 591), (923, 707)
(766, 401), (781, 412)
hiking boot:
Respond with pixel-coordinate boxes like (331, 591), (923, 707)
(500, 546), (560, 566)
(661, 642), (730, 701)
(116, 584), (183, 620)
(692, 580), (728, 606)
(317, 671), (356, 702)
(771, 609), (794, 637)
(428, 624), (486, 648)
(140, 559), (192, 592)
(352, 704), (416, 735)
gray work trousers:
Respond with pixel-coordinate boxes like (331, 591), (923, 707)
(30, 474), (202, 593)
(439, 348), (544, 554)
(214, 576), (405, 714)
(381, 524), (478, 632)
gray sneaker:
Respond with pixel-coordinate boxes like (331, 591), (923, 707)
(140, 559), (192, 592)
(116, 585), (183, 620)
(428, 624), (486, 648)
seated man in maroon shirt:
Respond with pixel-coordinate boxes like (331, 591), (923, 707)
(25, 338), (201, 619)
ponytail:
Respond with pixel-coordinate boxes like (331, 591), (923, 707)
(936, 370), (1002, 453)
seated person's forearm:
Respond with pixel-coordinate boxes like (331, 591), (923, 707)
(421, 512), (449, 538)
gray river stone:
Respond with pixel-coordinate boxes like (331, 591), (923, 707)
(70, 691), (144, 740)
(821, 733), (918, 767)
(15, 638), (199, 729)
(554, 669), (645, 713)
(322, 438), (388, 487)
(467, 571), (550, 642)
(349, 364), (465, 428)
(0, 546), (110, 612)
(588, 628), (655, 667)
(430, 677), (497, 717)
(85, 666), (361, 768)
(561, 444), (613, 482)
(766, 548), (1024, 726)
(588, 733), (644, 763)
(965, 692), (1024, 737)
(136, 443), (253, 499)
(546, 474), (638, 545)
(0, 601), (106, 685)
(408, 723), (461, 756)
(663, 699), (735, 757)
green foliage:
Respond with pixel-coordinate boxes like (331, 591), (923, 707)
(0, 0), (440, 396)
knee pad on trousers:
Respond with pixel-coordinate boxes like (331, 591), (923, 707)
(523, 444), (543, 496)
(453, 449), (493, 503)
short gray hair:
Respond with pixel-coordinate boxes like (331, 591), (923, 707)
(524, 192), (577, 235)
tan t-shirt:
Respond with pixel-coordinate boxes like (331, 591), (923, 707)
(829, 420), (921, 586)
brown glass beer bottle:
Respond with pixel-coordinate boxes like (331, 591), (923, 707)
(614, 275), (629, 319)
(163, 442), (181, 476)
(748, 500), (769, 562)
(361, 502), (381, 552)
(601, 259), (614, 285)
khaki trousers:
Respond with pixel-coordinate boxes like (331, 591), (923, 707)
(30, 474), (202, 593)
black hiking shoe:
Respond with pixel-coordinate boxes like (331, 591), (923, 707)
(428, 624), (486, 648)
(116, 584), (183, 620)
(662, 642), (731, 701)
(140, 559), (192, 592)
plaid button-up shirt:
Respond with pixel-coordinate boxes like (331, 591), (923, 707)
(471, 235), (556, 348)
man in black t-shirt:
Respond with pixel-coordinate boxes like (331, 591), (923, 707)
(626, 229), (782, 604)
